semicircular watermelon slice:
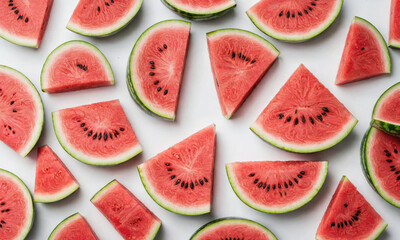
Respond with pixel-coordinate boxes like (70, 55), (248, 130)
(48, 213), (98, 240)
(226, 161), (328, 213)
(389, 0), (400, 48)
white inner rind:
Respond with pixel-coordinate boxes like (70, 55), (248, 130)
(34, 181), (79, 203)
(163, 0), (236, 15)
(48, 213), (82, 239)
(0, 30), (38, 48)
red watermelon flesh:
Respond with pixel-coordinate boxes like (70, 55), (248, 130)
(336, 17), (391, 85)
(49, 213), (98, 240)
(0, 0), (53, 48)
(316, 176), (387, 240)
(138, 125), (215, 215)
(91, 180), (161, 240)
(389, 0), (400, 48)
(207, 29), (279, 119)
(165, 0), (234, 12)
(373, 85), (400, 127)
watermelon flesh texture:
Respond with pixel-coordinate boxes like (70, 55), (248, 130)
(389, 0), (400, 48)
(246, 0), (343, 42)
(226, 161), (328, 213)
(207, 29), (279, 119)
(49, 213), (98, 240)
(0, 65), (44, 157)
(336, 17), (391, 85)
(52, 100), (142, 166)
(34, 145), (79, 203)
(251, 64), (357, 153)
(138, 125), (215, 215)
(0, 0), (53, 48)
(91, 180), (161, 240)
(316, 176), (387, 240)
(41, 40), (114, 93)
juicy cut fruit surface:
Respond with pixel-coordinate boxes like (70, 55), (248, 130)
(52, 100), (142, 166)
(127, 20), (191, 121)
(138, 125), (216, 215)
(246, 0), (343, 42)
(251, 64), (357, 153)
(0, 65), (44, 157)
(389, 0), (400, 48)
(336, 17), (391, 85)
(67, 0), (143, 37)
(0, 0), (53, 48)
(48, 213), (98, 240)
(316, 176), (387, 240)
(226, 161), (328, 213)
(91, 180), (161, 240)
(207, 28), (279, 119)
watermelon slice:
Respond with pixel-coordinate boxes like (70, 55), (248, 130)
(226, 161), (328, 213)
(336, 17), (391, 85)
(316, 176), (387, 240)
(251, 64), (357, 153)
(0, 168), (34, 240)
(52, 100), (142, 166)
(0, 65), (44, 157)
(246, 0), (343, 42)
(41, 40), (114, 93)
(91, 180), (161, 240)
(34, 145), (79, 203)
(67, 0), (143, 37)
(0, 0), (53, 48)
(389, 0), (400, 48)
(207, 28), (279, 119)
(190, 218), (277, 240)
(127, 20), (191, 121)
(138, 125), (216, 215)
(361, 127), (400, 208)
(48, 213), (98, 240)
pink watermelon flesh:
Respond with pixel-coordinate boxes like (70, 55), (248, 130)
(91, 180), (161, 240)
(336, 17), (390, 85)
(0, 0), (53, 48)
(389, 0), (400, 47)
(50, 213), (98, 240)
(207, 29), (279, 119)
(316, 176), (387, 240)
(373, 85), (400, 126)
(138, 125), (215, 215)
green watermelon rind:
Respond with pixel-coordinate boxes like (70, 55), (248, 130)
(48, 213), (93, 240)
(34, 181), (79, 203)
(389, 40), (400, 48)
(190, 218), (277, 240)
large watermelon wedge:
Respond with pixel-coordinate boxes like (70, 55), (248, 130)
(207, 28), (279, 119)
(226, 161), (328, 213)
(316, 176), (387, 240)
(251, 64), (357, 153)
(138, 125), (216, 215)
(389, 0), (400, 48)
(127, 20), (191, 121)
(0, 65), (44, 157)
(48, 213), (98, 240)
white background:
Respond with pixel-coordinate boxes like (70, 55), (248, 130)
(0, 0), (399, 239)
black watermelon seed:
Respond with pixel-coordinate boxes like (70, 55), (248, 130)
(353, 216), (358, 221)
(344, 221), (348, 226)
(93, 133), (97, 140)
(190, 182), (194, 189)
(337, 224), (340, 228)
(11, 6), (16, 10)
(298, 174), (302, 178)
(111, 0), (114, 3)
(83, 128), (88, 131)
(286, 11), (290, 18)
(254, 179), (259, 184)
(331, 222), (335, 227)
(241, 55), (245, 60)
(185, 183), (188, 189)
(167, 168), (172, 171)
(390, 166), (395, 168)
(80, 123), (85, 127)
(246, 58), (250, 61)
(97, 6), (100, 11)
(150, 72), (155, 76)
(279, 11), (283, 17)
(104, 133), (108, 141)
(263, 183), (266, 189)
(158, 48), (163, 52)
(181, 181), (185, 187)
(292, 13), (295, 18)
(361, 47), (365, 50)
(157, 87), (162, 92)
(300, 171), (305, 175)
(289, 180), (293, 186)
(308, 7), (312, 11)
(284, 182), (288, 188)
(0, 203), (4, 206)
(391, 168), (396, 172)
(394, 149), (398, 154)
(349, 221), (353, 226)
(344, 204), (348, 207)
(317, 115), (323, 121)
(273, 185), (276, 190)
(204, 177), (208, 183)
(232, 52), (235, 58)
(175, 179), (181, 185)
(249, 173), (255, 177)
(304, 9), (308, 14)
(251, 60), (256, 64)
(267, 185), (270, 191)
(165, 163), (170, 166)
(14, 10), (19, 14)
(88, 131), (93, 137)
(279, 114), (284, 119)
(386, 153), (391, 157)
(18, 16), (24, 21)
(105, 2), (109, 6)
(12, 110), (17, 112)
(309, 117), (314, 124)
(295, 109), (298, 114)
(164, 90), (168, 95)
(109, 133), (113, 139)
(258, 183), (263, 188)
(0, 220), (4, 224)
(200, 180), (204, 185)
(322, 112), (327, 116)
(150, 61), (154, 64)
(154, 80), (159, 85)
(238, 53), (241, 58)
(298, 12), (303, 16)
(10, 101), (14, 105)
(395, 171), (400, 174)
(397, 176), (400, 180)
(286, 116), (291, 122)
(8, 126), (11, 130)
(340, 222), (344, 228)
(120, 128), (125, 131)
(294, 178), (298, 184)
(98, 133), (102, 140)
(295, 118), (299, 125)
(278, 184), (281, 189)
(302, 116), (306, 123)
(163, 44), (167, 49)
(311, 3), (316, 6)
(8, 3), (13, 6)
(195, 181), (198, 186)
(83, 66), (87, 71)
(387, 160), (392, 163)
(322, 107), (329, 112)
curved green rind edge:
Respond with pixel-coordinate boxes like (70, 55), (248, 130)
(48, 213), (82, 240)
(226, 162), (328, 214)
(34, 184), (79, 203)
(160, 0), (236, 21)
(389, 40), (400, 48)
(190, 218), (277, 240)
(40, 40), (115, 93)
(246, 0), (343, 42)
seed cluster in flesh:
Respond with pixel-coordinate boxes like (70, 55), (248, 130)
(77, 119), (125, 142)
(330, 204), (362, 229)
(166, 162), (210, 190)
(97, 0), (116, 13)
(231, 51), (257, 64)
(7, 0), (30, 23)
(150, 44), (170, 96)
(0, 202), (10, 228)
(278, 107), (330, 125)
(278, 0), (318, 18)
(383, 148), (400, 181)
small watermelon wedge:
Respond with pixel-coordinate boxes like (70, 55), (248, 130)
(34, 145), (79, 203)
(251, 64), (357, 153)
(207, 28), (279, 119)
(389, 0), (400, 48)
(336, 17), (391, 85)
(226, 161), (328, 213)
(91, 180), (161, 240)
(48, 213), (98, 240)
(127, 20), (191, 121)
(138, 125), (216, 215)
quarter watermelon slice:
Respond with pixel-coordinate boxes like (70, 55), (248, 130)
(226, 161), (328, 213)
(336, 17), (391, 85)
(0, 0), (53, 48)
(389, 0), (400, 48)
(138, 125), (216, 215)
(0, 65), (44, 157)
(316, 176), (387, 240)
(207, 28), (279, 119)
(34, 145), (79, 203)
(41, 40), (114, 93)
(91, 180), (161, 240)
(67, 0), (143, 37)
(190, 218), (277, 240)
(52, 100), (142, 166)
(251, 64), (357, 153)
(246, 0), (343, 42)
(127, 20), (191, 121)
(48, 213), (98, 240)
(0, 168), (34, 240)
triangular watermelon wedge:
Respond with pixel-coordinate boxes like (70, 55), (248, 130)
(390, 0), (400, 48)
(138, 125), (216, 215)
